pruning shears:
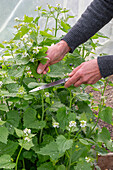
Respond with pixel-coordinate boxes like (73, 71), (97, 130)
(29, 77), (69, 92)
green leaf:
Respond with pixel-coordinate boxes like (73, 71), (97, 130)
(0, 127), (9, 144)
(24, 15), (34, 23)
(8, 66), (25, 78)
(3, 77), (15, 84)
(99, 107), (112, 124)
(15, 55), (29, 65)
(6, 83), (19, 93)
(7, 110), (20, 127)
(60, 20), (70, 33)
(98, 127), (111, 143)
(0, 154), (15, 169)
(0, 120), (6, 126)
(29, 62), (40, 78)
(18, 139), (34, 150)
(47, 61), (71, 78)
(28, 82), (46, 88)
(23, 108), (46, 129)
(0, 104), (8, 111)
(15, 128), (23, 138)
(0, 140), (18, 156)
(40, 31), (54, 37)
(50, 101), (67, 112)
(79, 139), (89, 146)
(37, 162), (54, 170)
(57, 165), (66, 170)
(0, 43), (4, 48)
(38, 141), (62, 161)
(56, 135), (73, 153)
(56, 107), (68, 130)
(74, 161), (92, 170)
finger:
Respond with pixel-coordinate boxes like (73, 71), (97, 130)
(42, 67), (49, 75)
(74, 79), (83, 87)
(69, 64), (83, 77)
(64, 73), (80, 88)
(37, 59), (50, 74)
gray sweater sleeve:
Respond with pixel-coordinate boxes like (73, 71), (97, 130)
(62, 0), (113, 78)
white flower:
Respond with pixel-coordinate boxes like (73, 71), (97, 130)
(33, 47), (39, 54)
(0, 118), (2, 121)
(24, 137), (30, 142)
(80, 120), (87, 128)
(15, 17), (20, 21)
(21, 34), (28, 42)
(85, 157), (91, 163)
(45, 92), (50, 97)
(52, 122), (59, 128)
(23, 128), (31, 135)
(69, 121), (76, 128)
(27, 42), (32, 47)
(22, 51), (28, 58)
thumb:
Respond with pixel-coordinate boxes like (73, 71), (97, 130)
(37, 59), (50, 74)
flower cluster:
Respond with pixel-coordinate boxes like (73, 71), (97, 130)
(52, 122), (59, 128)
(85, 157), (91, 163)
(80, 120), (86, 128)
(23, 128), (31, 142)
(69, 121), (76, 128)
(45, 92), (50, 97)
(33, 47), (39, 54)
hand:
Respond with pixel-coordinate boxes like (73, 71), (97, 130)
(65, 59), (102, 88)
(37, 40), (71, 74)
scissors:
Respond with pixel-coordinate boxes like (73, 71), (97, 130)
(29, 77), (69, 92)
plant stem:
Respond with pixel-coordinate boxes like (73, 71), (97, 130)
(55, 13), (59, 37)
(15, 146), (23, 170)
(39, 90), (45, 144)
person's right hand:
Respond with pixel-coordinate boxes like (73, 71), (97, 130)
(37, 40), (71, 74)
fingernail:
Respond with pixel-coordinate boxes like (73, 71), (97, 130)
(37, 69), (42, 74)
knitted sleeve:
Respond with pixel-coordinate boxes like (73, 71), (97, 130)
(62, 0), (113, 78)
(62, 0), (113, 52)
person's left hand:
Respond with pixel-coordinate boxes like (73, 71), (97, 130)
(65, 58), (102, 88)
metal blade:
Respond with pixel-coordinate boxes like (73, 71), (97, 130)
(29, 77), (69, 92)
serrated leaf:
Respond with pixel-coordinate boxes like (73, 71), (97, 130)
(0, 140), (18, 156)
(0, 104), (8, 111)
(99, 107), (112, 124)
(0, 154), (15, 169)
(0, 126), (9, 144)
(28, 82), (46, 88)
(0, 43), (4, 48)
(23, 108), (46, 129)
(37, 141), (62, 161)
(79, 139), (89, 146)
(56, 107), (68, 130)
(98, 127), (111, 143)
(56, 135), (73, 153)
(8, 66), (25, 78)
(74, 161), (92, 170)
(7, 110), (20, 127)
(37, 162), (54, 170)
(57, 165), (66, 170)
(47, 61), (71, 78)
(18, 139), (34, 150)
(14, 128), (23, 138)
(24, 15), (34, 23)
(40, 31), (54, 37)
(3, 77), (15, 84)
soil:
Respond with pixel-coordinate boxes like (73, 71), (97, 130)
(86, 75), (113, 139)
(86, 75), (113, 170)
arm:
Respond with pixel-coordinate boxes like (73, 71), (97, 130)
(37, 0), (113, 84)
(62, 0), (113, 52)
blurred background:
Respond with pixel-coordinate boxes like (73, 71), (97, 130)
(0, 0), (113, 55)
